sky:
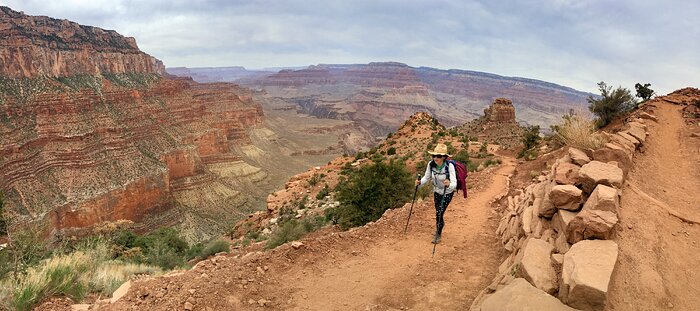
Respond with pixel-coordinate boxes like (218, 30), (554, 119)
(3, 0), (699, 94)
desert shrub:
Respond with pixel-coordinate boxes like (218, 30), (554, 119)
(308, 173), (323, 187)
(417, 182), (433, 200)
(266, 217), (326, 249)
(195, 239), (230, 260)
(452, 150), (470, 165)
(0, 240), (160, 311)
(635, 83), (654, 101)
(316, 184), (330, 200)
(518, 125), (540, 158)
(553, 114), (608, 149)
(588, 81), (636, 127)
(327, 160), (413, 229)
(387, 147), (397, 155)
(1, 222), (50, 281)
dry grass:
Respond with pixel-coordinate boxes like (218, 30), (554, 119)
(554, 114), (608, 150)
(0, 241), (161, 311)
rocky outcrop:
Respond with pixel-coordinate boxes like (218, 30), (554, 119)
(471, 107), (655, 310)
(484, 98), (516, 122)
(0, 6), (164, 78)
(458, 98), (525, 149)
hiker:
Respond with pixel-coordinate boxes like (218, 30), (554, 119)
(416, 143), (457, 244)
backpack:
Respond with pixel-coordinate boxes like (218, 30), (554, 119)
(430, 159), (469, 198)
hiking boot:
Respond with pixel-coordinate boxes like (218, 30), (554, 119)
(431, 233), (441, 244)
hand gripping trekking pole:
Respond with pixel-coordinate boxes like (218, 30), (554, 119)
(403, 174), (421, 234)
(432, 184), (448, 258)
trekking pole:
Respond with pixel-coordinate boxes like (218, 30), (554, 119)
(404, 174), (421, 234)
(432, 184), (448, 258)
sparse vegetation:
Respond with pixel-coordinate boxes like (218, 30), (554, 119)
(635, 83), (655, 101)
(316, 183), (330, 200)
(588, 81), (637, 127)
(387, 147), (397, 155)
(0, 193), (6, 236)
(552, 114), (608, 150)
(266, 216), (327, 249)
(308, 173), (323, 187)
(518, 125), (540, 160)
(327, 160), (413, 229)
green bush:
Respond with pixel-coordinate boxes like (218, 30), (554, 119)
(316, 184), (330, 200)
(452, 150), (470, 165)
(588, 81), (636, 127)
(518, 125), (540, 159)
(194, 239), (230, 260)
(308, 173), (323, 187)
(635, 83), (654, 101)
(266, 217), (326, 249)
(387, 147), (397, 155)
(328, 160), (413, 229)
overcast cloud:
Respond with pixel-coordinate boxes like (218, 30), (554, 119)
(3, 0), (698, 94)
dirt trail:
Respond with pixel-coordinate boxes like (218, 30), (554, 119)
(103, 159), (514, 311)
(605, 102), (700, 311)
(284, 159), (514, 310)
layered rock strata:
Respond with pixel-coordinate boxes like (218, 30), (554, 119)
(458, 98), (525, 149)
(0, 6), (164, 78)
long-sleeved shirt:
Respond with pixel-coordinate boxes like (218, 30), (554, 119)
(419, 160), (457, 195)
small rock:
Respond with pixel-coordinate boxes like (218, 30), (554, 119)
(291, 241), (304, 249)
(257, 266), (265, 274)
(258, 299), (268, 307)
(188, 289), (196, 294)
(248, 299), (256, 305)
(568, 148), (591, 166)
(184, 301), (194, 311)
(458, 269), (463, 273)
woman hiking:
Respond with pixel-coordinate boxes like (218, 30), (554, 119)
(416, 143), (457, 244)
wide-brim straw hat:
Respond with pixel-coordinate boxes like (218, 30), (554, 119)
(428, 143), (451, 157)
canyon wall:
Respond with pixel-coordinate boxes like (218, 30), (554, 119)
(0, 6), (164, 78)
(0, 6), (269, 242)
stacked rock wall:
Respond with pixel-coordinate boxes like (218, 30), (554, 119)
(472, 115), (653, 310)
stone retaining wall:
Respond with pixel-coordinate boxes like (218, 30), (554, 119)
(470, 115), (654, 311)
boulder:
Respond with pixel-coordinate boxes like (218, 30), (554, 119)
(566, 210), (618, 244)
(555, 162), (581, 185)
(638, 112), (658, 122)
(578, 161), (624, 193)
(110, 280), (131, 303)
(554, 232), (571, 254)
(568, 148), (591, 166)
(522, 205), (533, 234)
(607, 133), (636, 155)
(552, 210), (577, 234)
(583, 185), (619, 213)
(549, 185), (583, 211)
(518, 238), (558, 294)
(480, 278), (578, 311)
(560, 240), (618, 310)
(591, 148), (632, 177)
(616, 131), (640, 148)
(539, 181), (557, 218)
(625, 122), (647, 144)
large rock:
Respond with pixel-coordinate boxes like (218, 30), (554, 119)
(539, 181), (558, 218)
(552, 210), (577, 234)
(480, 278), (578, 311)
(549, 185), (583, 211)
(566, 210), (618, 244)
(560, 240), (619, 310)
(555, 162), (581, 185)
(110, 280), (131, 303)
(518, 238), (558, 294)
(626, 122), (647, 143)
(578, 161), (624, 193)
(591, 148), (632, 177)
(555, 231), (571, 254)
(568, 148), (591, 166)
(616, 131), (640, 148)
(582, 185), (619, 213)
(606, 133), (636, 155)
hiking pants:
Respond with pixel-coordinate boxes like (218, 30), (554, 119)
(433, 191), (454, 235)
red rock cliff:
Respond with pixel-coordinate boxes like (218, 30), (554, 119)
(0, 6), (164, 78)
